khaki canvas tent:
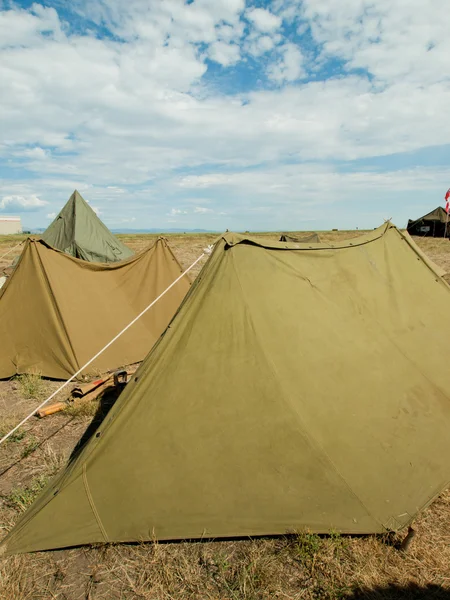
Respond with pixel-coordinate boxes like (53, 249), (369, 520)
(279, 232), (321, 243)
(2, 223), (450, 555)
(41, 190), (134, 262)
(0, 238), (191, 380)
(407, 206), (449, 237)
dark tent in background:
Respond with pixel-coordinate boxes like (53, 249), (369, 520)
(280, 232), (321, 243)
(407, 207), (449, 237)
(3, 223), (450, 555)
(0, 238), (191, 380)
(42, 190), (134, 262)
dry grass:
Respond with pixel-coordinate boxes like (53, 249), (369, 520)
(0, 229), (449, 599)
(62, 399), (99, 418)
(15, 373), (45, 400)
(0, 496), (448, 599)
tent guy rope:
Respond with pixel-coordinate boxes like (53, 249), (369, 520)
(0, 245), (214, 447)
(0, 240), (24, 262)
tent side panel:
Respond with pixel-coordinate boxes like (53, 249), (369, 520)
(0, 242), (79, 379)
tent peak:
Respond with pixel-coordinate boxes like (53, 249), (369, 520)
(41, 191), (134, 263)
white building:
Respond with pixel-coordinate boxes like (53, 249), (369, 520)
(0, 216), (22, 235)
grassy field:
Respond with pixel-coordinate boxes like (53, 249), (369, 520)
(0, 230), (449, 599)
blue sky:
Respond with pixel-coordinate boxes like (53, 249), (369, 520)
(1, 0), (449, 231)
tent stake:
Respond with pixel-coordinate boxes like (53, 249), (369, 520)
(399, 526), (416, 552)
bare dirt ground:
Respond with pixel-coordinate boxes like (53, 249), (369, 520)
(0, 230), (449, 599)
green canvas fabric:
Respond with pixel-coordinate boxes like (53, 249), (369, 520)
(2, 223), (450, 555)
(408, 206), (448, 225)
(0, 238), (191, 380)
(279, 232), (321, 243)
(407, 206), (450, 237)
(41, 190), (134, 262)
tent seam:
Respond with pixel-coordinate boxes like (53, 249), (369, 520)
(82, 464), (109, 542)
(230, 247), (381, 529)
(34, 242), (80, 374)
(161, 238), (192, 278)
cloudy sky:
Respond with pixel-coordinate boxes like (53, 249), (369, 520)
(1, 0), (449, 231)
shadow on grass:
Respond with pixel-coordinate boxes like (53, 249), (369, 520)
(0, 418), (73, 479)
(68, 387), (121, 462)
(348, 583), (450, 599)
(0, 384), (123, 480)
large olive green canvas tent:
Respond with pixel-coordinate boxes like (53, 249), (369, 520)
(2, 223), (450, 555)
(0, 238), (191, 380)
(407, 206), (449, 237)
(41, 190), (134, 262)
(279, 232), (321, 243)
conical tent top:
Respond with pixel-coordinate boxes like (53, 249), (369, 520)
(41, 190), (134, 262)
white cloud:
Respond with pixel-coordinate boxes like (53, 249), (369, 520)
(166, 163), (450, 229)
(46, 212), (56, 219)
(0, 194), (48, 211)
(168, 208), (188, 216)
(283, 0), (450, 86)
(0, 4), (63, 50)
(0, 1), (449, 231)
(216, 22), (245, 43)
(246, 8), (282, 32)
(181, 197), (212, 205)
(267, 43), (305, 82)
(194, 206), (214, 214)
(13, 146), (49, 160)
(112, 216), (136, 223)
(179, 164), (450, 198)
(179, 175), (232, 188)
(208, 41), (241, 66)
(247, 34), (277, 57)
(68, 0), (245, 46)
(2, 2), (449, 182)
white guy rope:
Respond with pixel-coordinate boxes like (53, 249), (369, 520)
(0, 245), (214, 447)
(0, 241), (24, 262)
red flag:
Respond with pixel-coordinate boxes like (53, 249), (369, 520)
(446, 188), (450, 213)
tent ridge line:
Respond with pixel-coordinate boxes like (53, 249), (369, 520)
(82, 463), (109, 542)
(223, 223), (391, 252)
